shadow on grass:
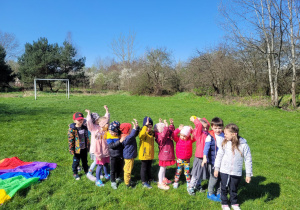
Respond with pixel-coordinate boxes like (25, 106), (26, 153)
(238, 175), (280, 204)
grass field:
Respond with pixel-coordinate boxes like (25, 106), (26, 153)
(0, 92), (299, 209)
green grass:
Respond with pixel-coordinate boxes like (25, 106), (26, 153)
(0, 92), (299, 209)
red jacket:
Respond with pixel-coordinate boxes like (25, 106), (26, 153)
(155, 125), (176, 161)
(172, 128), (195, 160)
(192, 118), (209, 158)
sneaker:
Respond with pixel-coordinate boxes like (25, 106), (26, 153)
(158, 183), (170, 190)
(105, 174), (110, 180)
(187, 187), (195, 195)
(232, 204), (241, 210)
(73, 174), (80, 180)
(86, 173), (96, 182)
(207, 192), (221, 202)
(195, 185), (205, 192)
(142, 182), (152, 189)
(163, 178), (172, 185)
(116, 178), (123, 183)
(173, 182), (179, 189)
(222, 205), (230, 210)
(95, 180), (104, 187)
(111, 182), (117, 190)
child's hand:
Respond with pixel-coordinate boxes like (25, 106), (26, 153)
(169, 118), (174, 125)
(132, 119), (138, 129)
(164, 119), (168, 127)
(214, 170), (219, 178)
(202, 156), (207, 167)
(145, 117), (150, 126)
(179, 124), (184, 130)
(190, 116), (195, 122)
(245, 176), (251, 183)
(120, 136), (126, 143)
(104, 105), (108, 111)
(97, 157), (102, 161)
(159, 118), (162, 123)
(85, 109), (90, 114)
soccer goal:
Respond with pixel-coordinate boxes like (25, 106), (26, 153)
(34, 78), (69, 100)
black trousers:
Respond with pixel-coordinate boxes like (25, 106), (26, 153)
(72, 148), (88, 174)
(140, 160), (152, 183)
(220, 172), (242, 205)
(110, 157), (123, 182)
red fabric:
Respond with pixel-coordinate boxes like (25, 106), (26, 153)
(0, 157), (32, 170)
(159, 160), (176, 167)
(172, 128), (196, 160)
(120, 123), (132, 135)
(193, 118), (209, 158)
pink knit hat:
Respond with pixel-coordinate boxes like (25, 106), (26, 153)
(180, 126), (192, 137)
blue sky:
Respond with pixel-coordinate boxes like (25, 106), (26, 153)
(1, 0), (224, 67)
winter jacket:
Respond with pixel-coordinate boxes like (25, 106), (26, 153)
(68, 123), (90, 155)
(138, 126), (154, 160)
(192, 118), (209, 158)
(203, 131), (224, 165)
(86, 112), (110, 154)
(172, 128), (195, 160)
(155, 125), (176, 161)
(107, 132), (123, 158)
(122, 126), (140, 159)
(214, 137), (253, 177)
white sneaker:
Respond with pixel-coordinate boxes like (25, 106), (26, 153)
(86, 173), (96, 182)
(232, 204), (241, 210)
(222, 205), (230, 210)
(173, 182), (179, 189)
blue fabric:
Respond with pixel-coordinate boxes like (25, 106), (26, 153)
(203, 135), (217, 165)
(143, 116), (153, 126)
(0, 166), (51, 181)
(122, 128), (139, 159)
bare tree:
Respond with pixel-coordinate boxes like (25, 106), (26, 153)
(110, 31), (137, 68)
(0, 30), (21, 60)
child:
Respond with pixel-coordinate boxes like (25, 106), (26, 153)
(68, 112), (90, 180)
(107, 121), (123, 189)
(172, 124), (195, 189)
(85, 105), (110, 182)
(138, 116), (155, 189)
(202, 117), (224, 201)
(155, 118), (176, 190)
(214, 123), (253, 210)
(188, 116), (210, 195)
(85, 106), (110, 187)
(121, 119), (140, 188)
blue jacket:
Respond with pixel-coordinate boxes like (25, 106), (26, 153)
(122, 127), (140, 159)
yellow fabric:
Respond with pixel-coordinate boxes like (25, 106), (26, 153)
(123, 158), (134, 185)
(106, 132), (119, 140)
(138, 126), (154, 160)
(0, 189), (11, 205)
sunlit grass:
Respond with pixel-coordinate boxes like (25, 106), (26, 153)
(0, 93), (299, 209)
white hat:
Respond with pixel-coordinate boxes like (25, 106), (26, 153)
(180, 126), (191, 137)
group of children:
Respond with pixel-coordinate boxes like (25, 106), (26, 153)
(68, 106), (253, 210)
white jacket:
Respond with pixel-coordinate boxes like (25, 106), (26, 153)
(214, 137), (253, 177)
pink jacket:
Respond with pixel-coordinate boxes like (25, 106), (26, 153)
(192, 118), (209, 158)
(86, 112), (110, 158)
(172, 128), (195, 160)
(155, 125), (176, 161)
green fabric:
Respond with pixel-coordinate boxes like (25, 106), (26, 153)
(0, 175), (39, 197)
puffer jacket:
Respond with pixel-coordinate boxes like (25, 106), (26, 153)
(138, 126), (154, 160)
(68, 123), (90, 155)
(122, 126), (140, 159)
(107, 132), (123, 158)
(172, 128), (195, 160)
(155, 125), (176, 161)
(203, 130), (224, 165)
(214, 137), (253, 177)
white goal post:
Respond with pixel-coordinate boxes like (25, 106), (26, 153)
(34, 78), (69, 100)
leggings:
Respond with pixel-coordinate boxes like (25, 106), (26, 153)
(174, 159), (190, 183)
(96, 163), (109, 181)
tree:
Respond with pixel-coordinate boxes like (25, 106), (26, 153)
(0, 45), (15, 87)
(18, 37), (85, 91)
(0, 31), (21, 60)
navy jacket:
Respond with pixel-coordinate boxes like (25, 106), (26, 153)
(122, 126), (140, 159)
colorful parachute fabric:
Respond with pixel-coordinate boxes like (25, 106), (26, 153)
(0, 157), (57, 205)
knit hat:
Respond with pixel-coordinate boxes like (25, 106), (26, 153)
(180, 126), (192, 137)
(120, 123), (132, 135)
(109, 121), (120, 133)
(91, 112), (100, 124)
(155, 123), (165, 133)
(143, 116), (153, 126)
